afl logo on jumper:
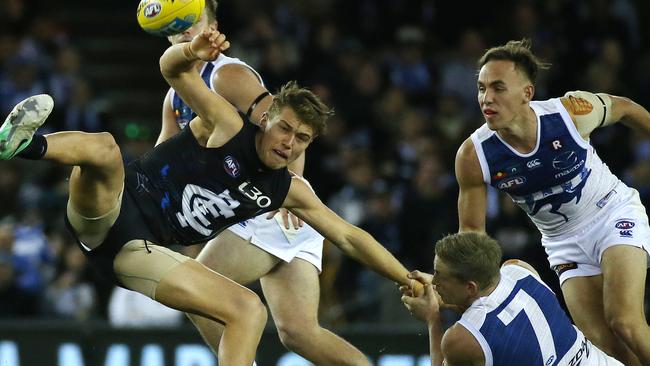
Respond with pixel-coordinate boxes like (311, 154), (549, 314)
(144, 3), (162, 18)
(223, 156), (241, 178)
(175, 184), (241, 236)
(552, 151), (577, 170)
(498, 176), (526, 190)
(615, 220), (635, 230)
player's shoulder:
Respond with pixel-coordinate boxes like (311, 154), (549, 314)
(443, 323), (484, 364)
(456, 138), (477, 168)
(559, 90), (600, 117)
(501, 259), (541, 279)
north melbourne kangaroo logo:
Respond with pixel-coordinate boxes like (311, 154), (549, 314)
(175, 184), (241, 236)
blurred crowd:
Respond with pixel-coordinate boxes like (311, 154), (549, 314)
(0, 0), (649, 327)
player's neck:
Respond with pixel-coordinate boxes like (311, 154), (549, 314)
(496, 106), (537, 153)
(473, 276), (500, 303)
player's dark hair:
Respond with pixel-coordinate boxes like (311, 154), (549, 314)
(204, 0), (218, 22)
(268, 81), (332, 137)
(435, 232), (502, 290)
(477, 39), (550, 84)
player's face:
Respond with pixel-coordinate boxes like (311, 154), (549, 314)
(257, 107), (314, 169)
(477, 60), (533, 130)
(167, 12), (214, 44)
(432, 257), (471, 307)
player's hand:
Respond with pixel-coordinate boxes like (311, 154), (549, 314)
(408, 270), (433, 285)
(401, 283), (441, 324)
(402, 270), (463, 313)
(266, 208), (303, 229)
(189, 25), (230, 61)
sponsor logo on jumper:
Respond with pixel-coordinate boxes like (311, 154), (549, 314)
(619, 230), (633, 238)
(568, 338), (590, 366)
(554, 159), (585, 179)
(223, 156), (241, 178)
(545, 355), (555, 366)
(552, 151), (577, 170)
(144, 3), (162, 18)
(498, 176), (526, 190)
(175, 185), (241, 236)
(238, 181), (272, 208)
(615, 220), (635, 230)
(552, 140), (563, 150)
(526, 158), (542, 169)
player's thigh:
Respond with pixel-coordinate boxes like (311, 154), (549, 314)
(261, 258), (320, 325)
(68, 134), (124, 217)
(114, 240), (262, 321)
(562, 274), (608, 337)
(601, 245), (648, 320)
(196, 229), (281, 285)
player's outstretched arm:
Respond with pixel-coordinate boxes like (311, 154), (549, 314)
(282, 177), (414, 287)
(159, 27), (241, 136)
(455, 138), (487, 232)
(609, 95), (650, 135)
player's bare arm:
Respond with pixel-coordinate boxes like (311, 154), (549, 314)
(282, 176), (412, 286)
(610, 95), (650, 135)
(156, 89), (182, 146)
(212, 64), (272, 123)
(440, 324), (485, 366)
(160, 27), (242, 144)
(455, 138), (487, 232)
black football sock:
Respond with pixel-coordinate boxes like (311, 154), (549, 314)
(17, 134), (48, 160)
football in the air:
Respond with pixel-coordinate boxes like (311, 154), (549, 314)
(136, 0), (205, 37)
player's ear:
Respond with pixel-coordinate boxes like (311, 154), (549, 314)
(467, 280), (480, 297)
(524, 84), (534, 103)
(260, 112), (269, 130)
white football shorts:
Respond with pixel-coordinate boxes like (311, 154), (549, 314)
(228, 212), (324, 272)
(542, 185), (650, 285)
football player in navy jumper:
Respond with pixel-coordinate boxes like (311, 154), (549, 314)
(0, 28), (417, 366)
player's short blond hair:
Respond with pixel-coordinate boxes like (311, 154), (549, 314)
(435, 232), (502, 290)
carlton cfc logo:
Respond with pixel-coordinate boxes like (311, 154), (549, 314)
(223, 156), (241, 178)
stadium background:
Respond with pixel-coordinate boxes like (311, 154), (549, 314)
(0, 0), (649, 365)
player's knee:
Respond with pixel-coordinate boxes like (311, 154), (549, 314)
(233, 292), (267, 327)
(275, 320), (317, 351)
(606, 312), (642, 343)
(92, 132), (121, 168)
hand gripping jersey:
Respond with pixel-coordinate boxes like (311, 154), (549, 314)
(458, 265), (617, 366)
(125, 121), (291, 246)
(170, 54), (264, 128)
(471, 98), (620, 236)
